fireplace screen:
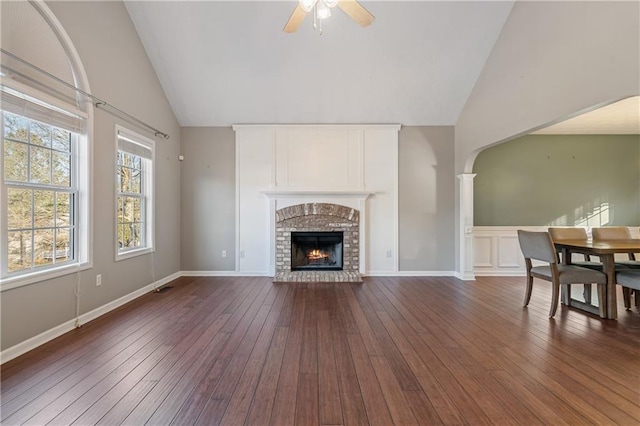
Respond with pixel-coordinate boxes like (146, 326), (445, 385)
(291, 231), (343, 271)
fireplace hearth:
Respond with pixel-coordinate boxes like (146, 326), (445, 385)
(292, 232), (343, 271)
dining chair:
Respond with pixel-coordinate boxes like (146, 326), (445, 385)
(517, 230), (607, 318)
(593, 227), (640, 309)
(615, 270), (640, 311)
(591, 226), (640, 269)
(548, 227), (602, 304)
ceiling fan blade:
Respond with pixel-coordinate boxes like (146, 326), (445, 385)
(338, 0), (375, 27)
(283, 5), (307, 33)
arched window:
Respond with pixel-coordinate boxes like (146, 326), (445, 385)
(1, 1), (92, 289)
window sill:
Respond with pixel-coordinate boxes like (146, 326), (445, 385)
(115, 247), (154, 262)
(0, 262), (92, 292)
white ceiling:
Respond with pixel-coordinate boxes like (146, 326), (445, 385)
(533, 96), (640, 135)
(124, 1), (515, 127)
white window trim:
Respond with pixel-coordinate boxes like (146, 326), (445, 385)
(0, 108), (91, 291)
(114, 125), (155, 262)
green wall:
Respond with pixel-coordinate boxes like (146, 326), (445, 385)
(473, 135), (640, 226)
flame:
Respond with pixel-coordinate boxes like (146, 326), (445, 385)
(307, 249), (329, 260)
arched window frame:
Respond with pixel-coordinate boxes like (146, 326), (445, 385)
(0, 0), (93, 291)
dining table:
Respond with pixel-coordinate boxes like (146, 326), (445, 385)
(553, 238), (640, 319)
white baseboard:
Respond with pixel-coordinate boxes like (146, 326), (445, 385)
(474, 271), (526, 277)
(0, 271), (181, 365)
(180, 270), (272, 277)
(367, 271), (457, 277)
(454, 271), (476, 281)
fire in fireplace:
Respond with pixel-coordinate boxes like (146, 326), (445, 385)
(291, 231), (343, 271)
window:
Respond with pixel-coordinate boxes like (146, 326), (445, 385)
(115, 127), (154, 260)
(1, 84), (89, 286)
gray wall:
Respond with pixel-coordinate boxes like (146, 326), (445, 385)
(1, 1), (181, 351)
(180, 127), (236, 271)
(473, 135), (640, 226)
(179, 126), (456, 272)
(398, 127), (455, 270)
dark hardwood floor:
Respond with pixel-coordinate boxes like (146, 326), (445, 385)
(2, 275), (639, 425)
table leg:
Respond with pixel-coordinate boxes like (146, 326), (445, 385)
(602, 254), (617, 319)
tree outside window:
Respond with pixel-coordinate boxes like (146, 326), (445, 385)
(115, 127), (154, 259)
(3, 111), (75, 274)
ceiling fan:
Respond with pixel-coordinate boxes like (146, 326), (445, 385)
(284, 0), (375, 34)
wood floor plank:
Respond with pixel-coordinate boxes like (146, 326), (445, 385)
(1, 276), (638, 425)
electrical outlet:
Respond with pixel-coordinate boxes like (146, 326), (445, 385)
(240, 250), (245, 258)
(96, 274), (102, 286)
(386, 250), (392, 258)
(222, 250), (227, 258)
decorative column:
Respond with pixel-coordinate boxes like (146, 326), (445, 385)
(458, 173), (477, 280)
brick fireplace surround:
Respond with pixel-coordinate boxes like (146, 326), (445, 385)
(274, 203), (362, 283)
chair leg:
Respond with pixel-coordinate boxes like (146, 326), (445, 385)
(634, 290), (640, 311)
(523, 273), (534, 307)
(596, 283), (607, 318)
(622, 287), (632, 310)
(561, 284), (571, 306)
(583, 283), (592, 304)
(549, 281), (560, 318)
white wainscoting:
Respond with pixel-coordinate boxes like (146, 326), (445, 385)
(233, 125), (400, 276)
(473, 226), (640, 276)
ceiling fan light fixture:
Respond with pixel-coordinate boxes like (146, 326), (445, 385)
(324, 0), (339, 8)
(317, 1), (331, 19)
(299, 0), (318, 13)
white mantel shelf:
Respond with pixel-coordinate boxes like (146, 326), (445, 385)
(261, 189), (376, 199)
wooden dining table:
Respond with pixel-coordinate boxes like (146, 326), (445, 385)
(553, 238), (640, 319)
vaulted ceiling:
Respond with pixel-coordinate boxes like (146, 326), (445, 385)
(124, 1), (515, 127)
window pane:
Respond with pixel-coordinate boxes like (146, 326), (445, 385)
(117, 196), (124, 223)
(52, 151), (71, 186)
(133, 197), (142, 222)
(3, 113), (28, 142)
(129, 223), (141, 248)
(118, 223), (125, 249)
(56, 228), (71, 262)
(120, 167), (131, 193)
(56, 192), (71, 226)
(4, 140), (28, 182)
(34, 229), (54, 266)
(130, 169), (141, 193)
(123, 196), (132, 222)
(34, 190), (55, 228)
(30, 145), (52, 184)
(52, 128), (71, 152)
(7, 188), (32, 229)
(7, 230), (32, 272)
(31, 121), (51, 147)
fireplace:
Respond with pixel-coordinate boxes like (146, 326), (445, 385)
(291, 231), (343, 271)
(274, 202), (362, 282)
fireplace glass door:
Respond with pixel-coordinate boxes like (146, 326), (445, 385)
(291, 232), (343, 271)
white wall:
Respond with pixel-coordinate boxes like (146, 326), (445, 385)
(234, 125), (399, 276)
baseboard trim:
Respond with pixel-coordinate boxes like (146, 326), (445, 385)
(474, 271), (526, 277)
(180, 270), (272, 277)
(0, 271), (181, 365)
(364, 271), (457, 277)
(454, 271), (477, 281)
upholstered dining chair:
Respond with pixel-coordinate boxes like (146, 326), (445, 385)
(548, 227), (602, 304)
(616, 270), (640, 311)
(591, 226), (640, 269)
(517, 230), (607, 318)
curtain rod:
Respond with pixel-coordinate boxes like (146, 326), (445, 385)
(0, 49), (170, 140)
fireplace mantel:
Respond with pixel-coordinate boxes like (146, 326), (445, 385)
(261, 189), (375, 199)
